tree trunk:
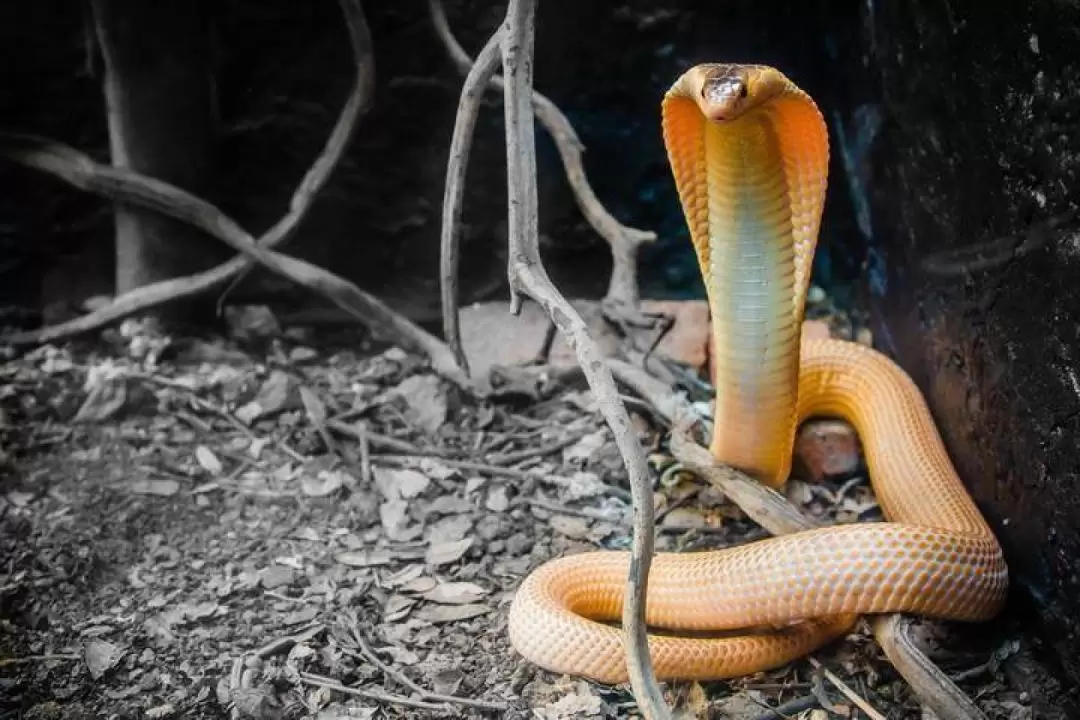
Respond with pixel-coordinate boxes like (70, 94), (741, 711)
(866, 0), (1080, 684)
(90, 0), (224, 321)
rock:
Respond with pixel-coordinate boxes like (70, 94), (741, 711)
(862, 0), (1080, 688)
(795, 420), (862, 482)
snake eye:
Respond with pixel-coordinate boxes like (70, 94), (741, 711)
(738, 82), (748, 99)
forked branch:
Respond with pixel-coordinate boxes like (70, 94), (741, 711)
(0, 0), (376, 350)
(430, 0), (656, 364)
(436, 1), (669, 717)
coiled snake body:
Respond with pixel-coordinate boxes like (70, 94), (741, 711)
(506, 64), (1009, 683)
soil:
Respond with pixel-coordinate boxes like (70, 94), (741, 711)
(0, 314), (1072, 719)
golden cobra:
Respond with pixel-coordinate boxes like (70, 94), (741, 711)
(506, 64), (1009, 683)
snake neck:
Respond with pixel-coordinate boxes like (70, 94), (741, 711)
(703, 111), (800, 487)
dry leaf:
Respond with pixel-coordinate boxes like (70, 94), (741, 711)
(236, 370), (292, 424)
(416, 603), (489, 623)
(431, 668), (464, 696)
(299, 385), (327, 425)
(549, 515), (590, 540)
(374, 467), (430, 500)
(83, 638), (124, 679)
(74, 374), (127, 423)
(128, 479), (179, 497)
(194, 446), (223, 475)
(380, 499), (419, 541)
(382, 564), (425, 588)
(565, 471), (607, 500)
(387, 374), (447, 433)
(384, 594), (416, 622)
(425, 537), (473, 566)
(399, 576), (438, 594)
(301, 470), (345, 497)
(381, 645), (419, 666)
(485, 486), (509, 512)
(335, 549), (393, 567)
(422, 581), (488, 605)
(563, 429), (606, 465)
(535, 684), (604, 719)
(426, 514), (472, 544)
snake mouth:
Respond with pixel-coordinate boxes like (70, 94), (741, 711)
(700, 75), (749, 121)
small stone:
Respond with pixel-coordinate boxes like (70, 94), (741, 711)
(795, 420), (862, 481)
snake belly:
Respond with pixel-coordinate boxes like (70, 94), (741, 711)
(506, 64), (1008, 684)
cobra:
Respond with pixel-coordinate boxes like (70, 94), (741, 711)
(506, 64), (1008, 683)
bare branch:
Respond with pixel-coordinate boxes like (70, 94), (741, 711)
(0, 0), (372, 343)
(439, 29), (503, 372)
(668, 421), (988, 720)
(0, 135), (468, 388)
(494, 0), (668, 716)
(429, 0), (656, 308)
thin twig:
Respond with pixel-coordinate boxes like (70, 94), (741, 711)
(486, 433), (580, 465)
(0, 0), (375, 352)
(495, 0), (667, 716)
(345, 625), (509, 712)
(522, 496), (628, 523)
(0, 654), (80, 667)
(806, 658), (887, 720)
(299, 672), (450, 711)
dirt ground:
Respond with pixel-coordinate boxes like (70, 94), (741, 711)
(0, 311), (1073, 719)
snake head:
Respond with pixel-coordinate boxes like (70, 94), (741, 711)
(668, 64), (789, 123)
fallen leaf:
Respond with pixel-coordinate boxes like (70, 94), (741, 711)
(549, 515), (591, 540)
(374, 467), (430, 500)
(425, 495), (474, 515)
(83, 638), (124, 679)
(334, 549), (393, 567)
(302, 470), (346, 497)
(128, 479), (179, 497)
(425, 537), (473, 566)
(237, 370), (293, 423)
(384, 594), (416, 622)
(535, 683), (604, 719)
(563, 429), (607, 465)
(431, 668), (464, 696)
(380, 499), (417, 541)
(381, 645), (419, 666)
(485, 486), (509, 512)
(399, 576), (438, 594)
(425, 514), (472, 544)
(299, 385), (328, 425)
(387, 374), (447, 433)
(416, 603), (490, 623)
(382, 564), (426, 588)
(422, 581), (488, 605)
(194, 446), (223, 475)
(74, 374), (127, 423)
(565, 471), (607, 500)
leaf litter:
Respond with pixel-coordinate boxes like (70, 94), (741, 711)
(0, 310), (1059, 720)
